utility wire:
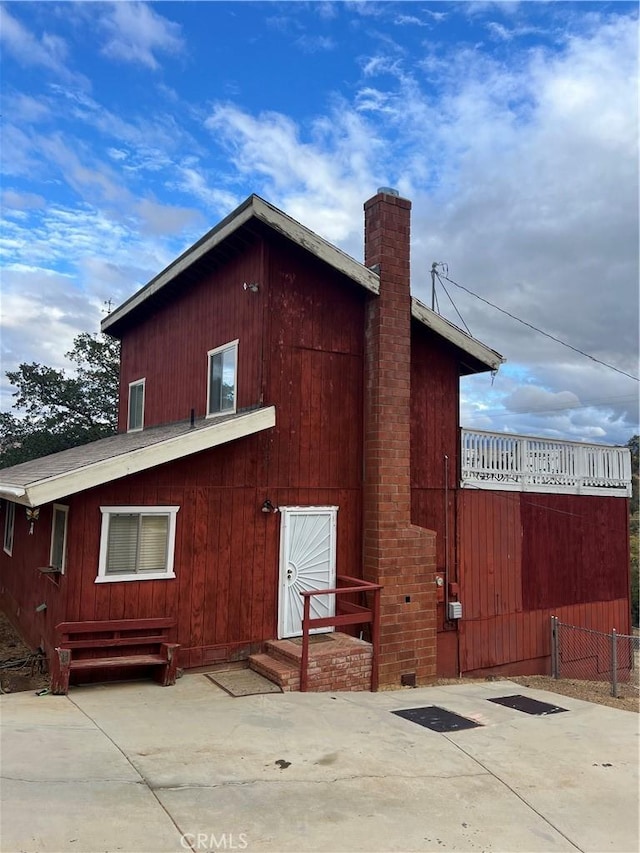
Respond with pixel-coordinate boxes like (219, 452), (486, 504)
(437, 272), (639, 382)
(437, 275), (472, 336)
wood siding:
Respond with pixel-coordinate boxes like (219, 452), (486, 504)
(118, 237), (265, 430)
(263, 235), (365, 496)
(410, 324), (463, 674)
(0, 501), (68, 652)
(1, 440), (362, 667)
(1, 232), (367, 666)
(410, 323), (461, 491)
(457, 489), (631, 675)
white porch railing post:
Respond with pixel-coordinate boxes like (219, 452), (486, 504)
(576, 444), (586, 493)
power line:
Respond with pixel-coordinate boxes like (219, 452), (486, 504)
(436, 272), (639, 382)
(438, 276), (472, 336)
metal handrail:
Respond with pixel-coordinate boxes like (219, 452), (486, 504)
(299, 575), (382, 692)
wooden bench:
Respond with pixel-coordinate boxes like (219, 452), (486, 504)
(50, 618), (179, 695)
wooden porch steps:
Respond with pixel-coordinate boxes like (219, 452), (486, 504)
(248, 633), (373, 693)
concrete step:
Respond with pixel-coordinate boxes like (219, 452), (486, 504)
(248, 652), (300, 692)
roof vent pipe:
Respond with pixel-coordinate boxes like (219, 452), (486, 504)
(377, 186), (399, 197)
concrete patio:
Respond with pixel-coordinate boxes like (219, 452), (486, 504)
(1, 675), (638, 852)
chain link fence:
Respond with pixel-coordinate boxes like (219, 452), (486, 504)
(550, 616), (639, 698)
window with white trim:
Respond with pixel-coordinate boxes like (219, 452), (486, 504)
(207, 340), (238, 417)
(128, 379), (145, 432)
(50, 504), (69, 573)
(3, 501), (15, 556)
(97, 506), (179, 583)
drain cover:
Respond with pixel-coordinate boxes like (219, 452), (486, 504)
(392, 706), (482, 733)
(487, 694), (568, 715)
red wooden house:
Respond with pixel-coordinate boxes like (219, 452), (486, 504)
(0, 189), (632, 690)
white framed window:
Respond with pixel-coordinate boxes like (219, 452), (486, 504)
(3, 501), (15, 556)
(97, 506), (179, 583)
(207, 340), (238, 417)
(50, 504), (69, 573)
(128, 378), (145, 432)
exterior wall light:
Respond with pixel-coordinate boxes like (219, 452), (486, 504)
(261, 499), (278, 514)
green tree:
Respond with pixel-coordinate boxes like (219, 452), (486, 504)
(0, 333), (120, 468)
(628, 435), (639, 626)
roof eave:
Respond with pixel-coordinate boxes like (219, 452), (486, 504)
(102, 195), (379, 337)
(411, 297), (504, 373)
(0, 407), (276, 508)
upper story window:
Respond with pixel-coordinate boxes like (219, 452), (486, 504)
(50, 504), (69, 573)
(97, 506), (179, 583)
(207, 340), (238, 417)
(128, 379), (145, 432)
(3, 500), (15, 556)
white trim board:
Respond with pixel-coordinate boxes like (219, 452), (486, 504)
(0, 407), (276, 508)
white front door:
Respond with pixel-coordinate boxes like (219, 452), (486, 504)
(278, 506), (337, 639)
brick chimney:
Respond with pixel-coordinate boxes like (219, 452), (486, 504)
(363, 188), (437, 688)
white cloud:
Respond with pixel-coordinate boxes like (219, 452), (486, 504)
(201, 12), (638, 443)
(0, 189), (46, 211)
(0, 5), (88, 87)
(394, 15), (428, 27)
(205, 102), (382, 246)
(134, 197), (203, 237)
(0, 5), (67, 72)
(295, 34), (336, 52)
(107, 147), (128, 162)
(0, 3), (636, 447)
(99, 1), (184, 70)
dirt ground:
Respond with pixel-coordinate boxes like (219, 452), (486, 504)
(0, 611), (637, 710)
(432, 675), (638, 714)
(0, 612), (49, 694)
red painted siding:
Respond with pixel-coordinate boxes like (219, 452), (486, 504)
(457, 489), (631, 675)
(410, 325), (464, 675)
(521, 493), (629, 609)
(1, 232), (368, 667)
(410, 323), (461, 491)
(118, 237), (265, 430)
(0, 501), (69, 653)
(262, 235), (365, 495)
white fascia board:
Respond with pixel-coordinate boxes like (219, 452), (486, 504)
(251, 197), (379, 294)
(10, 407), (276, 509)
(411, 298), (504, 372)
(0, 485), (27, 503)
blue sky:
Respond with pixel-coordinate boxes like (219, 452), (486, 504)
(1, 1), (638, 445)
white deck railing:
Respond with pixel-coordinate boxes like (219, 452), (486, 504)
(461, 429), (632, 497)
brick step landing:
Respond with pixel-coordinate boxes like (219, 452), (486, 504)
(248, 632), (373, 692)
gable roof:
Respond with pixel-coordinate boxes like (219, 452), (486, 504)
(0, 407), (275, 508)
(101, 194), (504, 373)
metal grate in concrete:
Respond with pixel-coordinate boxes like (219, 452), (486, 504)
(392, 706), (482, 733)
(487, 694), (568, 715)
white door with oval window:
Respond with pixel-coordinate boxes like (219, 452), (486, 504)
(278, 506), (337, 639)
